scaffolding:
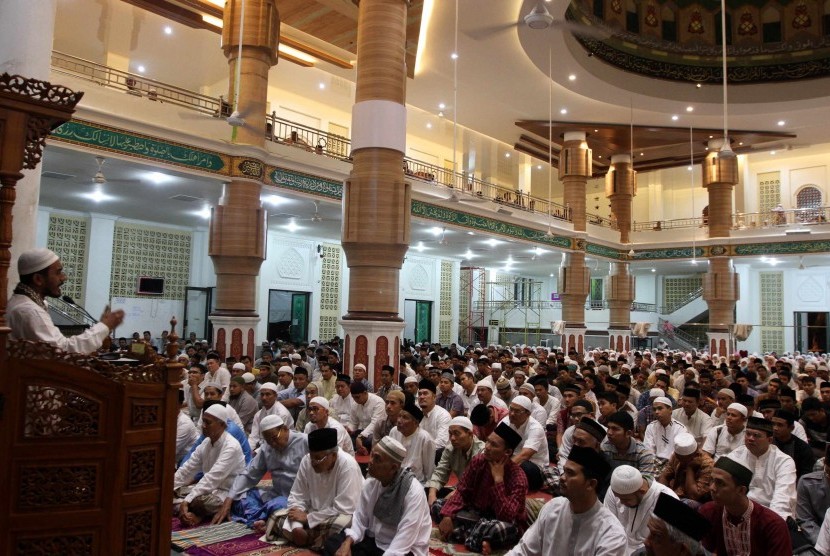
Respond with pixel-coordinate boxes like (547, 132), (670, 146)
(459, 266), (486, 345)
(483, 275), (544, 346)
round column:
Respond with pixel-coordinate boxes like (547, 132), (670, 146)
(606, 154), (636, 244)
(606, 262), (635, 350)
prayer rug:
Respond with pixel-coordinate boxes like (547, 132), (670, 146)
(172, 522), (252, 551)
(428, 527), (508, 556)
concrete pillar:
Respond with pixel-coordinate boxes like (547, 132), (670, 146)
(606, 262), (634, 351)
(702, 139), (739, 340)
(0, 0), (58, 296)
(558, 132), (591, 353)
(208, 0), (278, 359)
(339, 0), (409, 385)
(83, 213), (118, 316)
(606, 154), (636, 244)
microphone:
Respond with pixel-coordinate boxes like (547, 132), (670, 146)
(61, 295), (98, 323)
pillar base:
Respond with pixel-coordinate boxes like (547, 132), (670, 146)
(707, 331), (734, 357)
(608, 329), (631, 353)
(561, 327), (587, 354)
(339, 318), (405, 388)
(209, 315), (260, 360)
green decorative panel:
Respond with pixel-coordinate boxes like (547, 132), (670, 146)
(760, 272), (785, 354)
(53, 121), (226, 172)
(110, 224), (191, 301)
(411, 201), (572, 249)
(758, 172), (781, 215)
(632, 247), (702, 260)
(318, 243), (342, 342)
(47, 215), (89, 304)
(586, 242), (624, 260)
(270, 168), (343, 199)
(734, 240), (830, 257)
(439, 261), (453, 344)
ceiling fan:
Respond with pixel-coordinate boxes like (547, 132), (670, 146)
(466, 1), (613, 41)
(86, 156), (142, 186)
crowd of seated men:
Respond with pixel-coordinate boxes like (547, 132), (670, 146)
(171, 337), (830, 555)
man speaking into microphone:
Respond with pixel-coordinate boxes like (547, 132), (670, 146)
(7, 248), (125, 354)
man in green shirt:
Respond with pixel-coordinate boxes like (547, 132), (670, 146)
(427, 416), (485, 506)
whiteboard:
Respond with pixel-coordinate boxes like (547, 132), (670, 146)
(110, 297), (184, 338)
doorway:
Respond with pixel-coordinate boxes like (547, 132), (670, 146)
(184, 287), (214, 343)
(404, 299), (433, 344)
(795, 312), (829, 353)
(268, 290), (310, 344)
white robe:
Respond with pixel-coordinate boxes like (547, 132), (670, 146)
(284, 449), (364, 531)
(174, 431), (246, 503)
(420, 404), (451, 448)
(7, 294), (110, 354)
(507, 497), (627, 556)
(305, 416), (355, 455)
(643, 418), (688, 460)
(249, 403), (295, 450)
(501, 416), (549, 469)
(702, 424), (745, 461)
(389, 426), (436, 485)
(603, 478), (678, 554)
(729, 444), (797, 521)
(672, 407), (713, 442)
(330, 394), (354, 424)
(176, 411), (200, 463)
(348, 393), (386, 440)
(345, 475), (432, 556)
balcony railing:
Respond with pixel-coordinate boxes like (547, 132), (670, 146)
(635, 206), (830, 232)
(586, 213), (618, 229)
(633, 217), (705, 231)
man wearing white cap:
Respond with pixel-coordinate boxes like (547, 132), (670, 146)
(326, 436), (432, 556)
(501, 396), (549, 491)
(604, 464), (678, 554)
(474, 376), (508, 411)
(657, 432), (714, 506)
(249, 382), (295, 452)
(426, 416), (485, 506)
(304, 396), (354, 456)
(643, 396), (688, 468)
(174, 403), (246, 526)
(213, 414), (309, 531)
(8, 247), (125, 353)
(702, 402), (747, 461)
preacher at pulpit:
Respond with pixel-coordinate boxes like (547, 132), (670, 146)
(7, 248), (125, 353)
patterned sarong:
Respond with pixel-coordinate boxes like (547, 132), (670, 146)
(264, 509), (351, 550)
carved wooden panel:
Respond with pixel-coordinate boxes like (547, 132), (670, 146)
(247, 329), (255, 360)
(343, 334), (351, 374)
(354, 335), (368, 369)
(374, 336), (389, 386)
(130, 401), (160, 427)
(215, 328), (226, 359)
(124, 508), (154, 556)
(231, 328), (243, 360)
(15, 533), (95, 555)
(17, 464), (98, 510)
(24, 385), (101, 438)
(127, 448), (158, 490)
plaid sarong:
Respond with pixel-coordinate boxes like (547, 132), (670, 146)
(265, 510), (351, 550)
(455, 515), (519, 553)
(171, 521), (251, 550)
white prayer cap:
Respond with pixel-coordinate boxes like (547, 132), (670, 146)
(277, 365), (294, 376)
(514, 369), (526, 377)
(375, 436), (407, 464)
(242, 372), (256, 384)
(510, 396), (532, 413)
(308, 396), (330, 411)
(232, 362), (246, 371)
(476, 376), (495, 391)
(727, 402), (748, 417)
(260, 414), (284, 431)
(462, 368), (476, 377)
(652, 396), (673, 409)
(260, 382), (279, 393)
(718, 388), (736, 399)
(202, 381), (224, 392)
(18, 248), (59, 275)
(290, 353), (302, 360)
(449, 416), (474, 431)
(204, 404), (228, 422)
(354, 363), (367, 371)
(649, 388), (665, 398)
(404, 375), (419, 385)
(519, 383), (536, 395)
(491, 362), (502, 371)
(610, 465), (643, 495)
(674, 433), (697, 456)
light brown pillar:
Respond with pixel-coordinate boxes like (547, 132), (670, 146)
(339, 0), (409, 386)
(208, 0), (278, 359)
(606, 154), (636, 244)
(701, 139), (739, 354)
(558, 131), (591, 353)
(606, 262), (635, 351)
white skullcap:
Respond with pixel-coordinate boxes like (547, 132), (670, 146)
(476, 376), (495, 391)
(260, 382), (279, 393)
(727, 402), (748, 417)
(718, 388), (736, 399)
(277, 365), (294, 376)
(290, 353), (301, 360)
(404, 375), (419, 385)
(449, 416), (474, 431)
(18, 248), (59, 275)
(354, 363), (367, 371)
(204, 404), (228, 422)
(375, 435), (407, 463)
(241, 372), (256, 384)
(259, 414), (284, 432)
(514, 369), (526, 377)
(649, 388), (665, 398)
(519, 383), (536, 394)
(232, 362), (246, 371)
(491, 362), (502, 371)
(308, 396), (330, 411)
(652, 396), (673, 408)
(674, 433), (697, 456)
(511, 396), (532, 412)
(610, 465), (643, 495)
(202, 381), (224, 392)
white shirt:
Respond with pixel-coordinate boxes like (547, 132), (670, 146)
(420, 404), (451, 448)
(501, 416), (549, 469)
(345, 475), (432, 555)
(349, 393), (386, 439)
(330, 393), (354, 424)
(249, 402), (295, 450)
(389, 426), (436, 485)
(7, 294), (110, 354)
(459, 387), (478, 415)
(507, 497), (627, 556)
(285, 449), (364, 530)
(304, 416), (355, 456)
(176, 411), (200, 463)
(643, 418), (688, 460)
(174, 431), (245, 503)
(530, 401), (548, 426)
(814, 507), (830, 556)
(603, 478), (678, 554)
(702, 424), (745, 461)
(729, 444), (797, 521)
(672, 407), (713, 441)
(794, 420), (809, 442)
(537, 395), (561, 424)
(206, 366), (232, 402)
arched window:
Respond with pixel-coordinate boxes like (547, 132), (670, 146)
(762, 7), (782, 43)
(715, 10), (733, 45)
(593, 0), (604, 19)
(796, 185), (823, 223)
(627, 0), (639, 32)
(662, 6), (677, 41)
(824, 0), (830, 36)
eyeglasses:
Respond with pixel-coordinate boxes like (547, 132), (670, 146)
(311, 452), (331, 465)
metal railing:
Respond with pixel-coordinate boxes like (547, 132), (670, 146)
(586, 213), (618, 229)
(661, 287), (703, 315)
(266, 114), (351, 162)
(658, 318), (702, 351)
(51, 51), (223, 116)
(733, 206), (830, 229)
(633, 217), (705, 231)
(632, 301), (657, 312)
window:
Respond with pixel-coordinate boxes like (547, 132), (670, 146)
(762, 8), (782, 43)
(593, 0), (604, 19)
(714, 11), (733, 45)
(796, 185), (824, 223)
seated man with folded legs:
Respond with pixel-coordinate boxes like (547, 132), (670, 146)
(434, 422), (528, 554)
(426, 416), (485, 506)
(269, 429), (364, 550)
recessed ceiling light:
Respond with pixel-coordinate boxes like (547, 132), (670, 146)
(164, 26), (173, 35)
(560, 108), (568, 115)
(429, 226), (443, 236)
(197, 206), (211, 219)
(537, 165), (542, 169)
(485, 238), (502, 247)
(137, 65), (146, 73)
(438, 111), (444, 118)
(696, 83), (702, 88)
(686, 106), (694, 112)
(549, 273), (554, 277)
(439, 102), (446, 110)
(426, 122), (433, 129)
(568, 74), (576, 81)
(598, 155), (602, 159)
(263, 194), (288, 206)
(463, 250), (475, 259)
(651, 268), (656, 272)
(770, 150), (777, 155)
(318, 82), (326, 90)
(777, 120), (785, 126)
(451, 52), (458, 60)
(85, 189), (112, 203)
(415, 241), (427, 252)
(738, 142), (744, 146)
(504, 153), (510, 158)
(467, 231), (474, 236)
(709, 135), (713, 139)
(671, 115), (678, 121)
(285, 220), (301, 232)
(640, 152), (644, 156)
(593, 129), (598, 132)
(687, 166), (693, 171)
(147, 171), (172, 184)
